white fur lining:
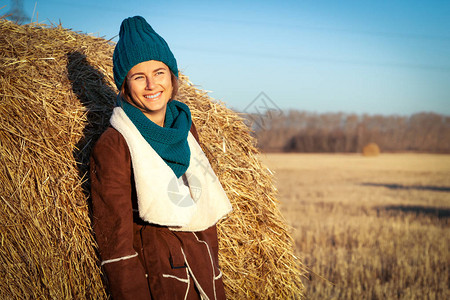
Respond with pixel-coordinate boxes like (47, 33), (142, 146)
(162, 274), (189, 284)
(110, 107), (232, 231)
(193, 232), (218, 299)
(214, 270), (222, 280)
(101, 252), (138, 266)
(181, 247), (210, 300)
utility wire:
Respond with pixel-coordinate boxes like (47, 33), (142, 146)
(174, 45), (450, 73)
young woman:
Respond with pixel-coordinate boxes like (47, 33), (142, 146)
(90, 16), (232, 300)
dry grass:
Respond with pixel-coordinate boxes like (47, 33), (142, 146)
(0, 19), (306, 299)
(260, 153), (450, 299)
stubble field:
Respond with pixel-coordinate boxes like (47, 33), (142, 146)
(260, 153), (450, 299)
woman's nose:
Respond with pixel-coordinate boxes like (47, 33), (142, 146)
(146, 77), (156, 89)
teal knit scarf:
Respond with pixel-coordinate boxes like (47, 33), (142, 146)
(119, 98), (192, 178)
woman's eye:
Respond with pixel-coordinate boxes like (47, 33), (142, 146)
(134, 76), (144, 80)
(155, 71), (164, 76)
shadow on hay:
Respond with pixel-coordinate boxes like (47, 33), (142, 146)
(361, 182), (450, 193)
(67, 51), (116, 293)
(375, 205), (450, 219)
(66, 51), (115, 209)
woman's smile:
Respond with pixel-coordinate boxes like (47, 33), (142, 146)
(144, 91), (162, 100)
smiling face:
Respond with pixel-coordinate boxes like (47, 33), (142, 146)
(124, 60), (174, 126)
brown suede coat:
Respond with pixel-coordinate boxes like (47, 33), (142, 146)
(90, 124), (226, 300)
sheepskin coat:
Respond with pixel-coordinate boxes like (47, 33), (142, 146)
(90, 119), (228, 299)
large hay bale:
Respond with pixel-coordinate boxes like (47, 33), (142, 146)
(362, 142), (381, 156)
(0, 19), (306, 299)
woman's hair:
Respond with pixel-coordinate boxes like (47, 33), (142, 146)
(120, 70), (179, 103)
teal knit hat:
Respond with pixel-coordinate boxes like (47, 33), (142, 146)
(113, 16), (178, 90)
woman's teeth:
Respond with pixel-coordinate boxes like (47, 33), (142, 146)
(145, 92), (161, 99)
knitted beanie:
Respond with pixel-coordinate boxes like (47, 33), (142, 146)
(113, 16), (178, 90)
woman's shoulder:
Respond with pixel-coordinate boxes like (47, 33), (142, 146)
(97, 126), (123, 142)
(92, 127), (129, 155)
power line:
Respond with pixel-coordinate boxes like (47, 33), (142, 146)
(174, 45), (450, 73)
(182, 14), (450, 43)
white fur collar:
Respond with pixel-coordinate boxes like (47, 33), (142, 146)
(110, 107), (232, 231)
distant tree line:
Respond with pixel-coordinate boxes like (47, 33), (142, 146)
(243, 111), (450, 153)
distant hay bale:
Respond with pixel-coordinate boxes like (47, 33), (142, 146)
(0, 19), (306, 299)
(362, 143), (381, 156)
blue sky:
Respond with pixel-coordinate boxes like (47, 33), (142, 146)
(4, 0), (450, 115)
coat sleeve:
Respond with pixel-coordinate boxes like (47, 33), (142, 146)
(90, 128), (151, 300)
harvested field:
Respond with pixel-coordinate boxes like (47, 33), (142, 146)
(260, 153), (450, 299)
